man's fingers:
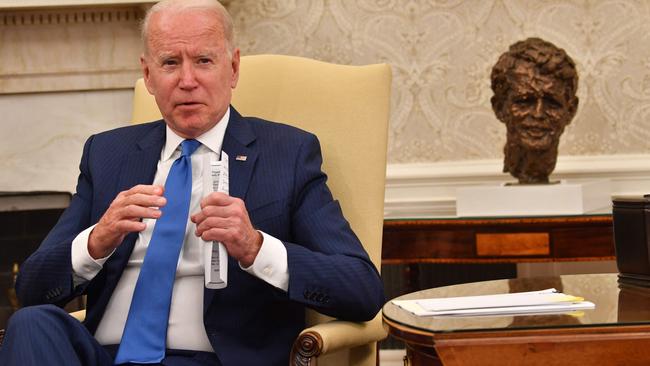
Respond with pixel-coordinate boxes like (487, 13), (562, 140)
(115, 220), (147, 233)
(200, 191), (232, 208)
(115, 185), (161, 199)
(88, 185), (166, 258)
(195, 216), (232, 236)
(199, 226), (262, 267)
(109, 185), (166, 224)
(125, 184), (164, 197)
(117, 192), (166, 209)
(191, 194), (260, 264)
(94, 186), (163, 239)
(118, 205), (162, 221)
(199, 227), (231, 243)
(127, 193), (166, 210)
(191, 204), (233, 223)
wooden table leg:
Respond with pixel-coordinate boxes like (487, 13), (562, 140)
(404, 264), (420, 294)
(405, 343), (443, 366)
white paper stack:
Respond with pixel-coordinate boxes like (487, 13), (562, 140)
(392, 288), (595, 317)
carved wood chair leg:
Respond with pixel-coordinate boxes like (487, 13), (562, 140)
(376, 342), (380, 366)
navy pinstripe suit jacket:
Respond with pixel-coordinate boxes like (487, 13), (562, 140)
(15, 107), (384, 366)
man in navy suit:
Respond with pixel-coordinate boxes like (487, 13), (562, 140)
(0, 1), (384, 365)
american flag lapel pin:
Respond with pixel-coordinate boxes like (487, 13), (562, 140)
(236, 155), (247, 161)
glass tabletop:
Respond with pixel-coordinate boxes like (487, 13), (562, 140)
(384, 209), (612, 222)
(383, 273), (650, 334)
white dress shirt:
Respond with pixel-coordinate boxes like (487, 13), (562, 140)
(71, 109), (289, 351)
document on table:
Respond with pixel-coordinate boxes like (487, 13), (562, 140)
(392, 288), (595, 317)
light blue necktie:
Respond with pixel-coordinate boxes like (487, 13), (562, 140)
(114, 139), (201, 365)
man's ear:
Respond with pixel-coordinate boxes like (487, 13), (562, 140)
(491, 95), (507, 123)
(230, 48), (241, 89)
(565, 95), (579, 125)
(140, 54), (155, 95)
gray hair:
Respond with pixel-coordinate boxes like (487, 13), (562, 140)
(141, 0), (235, 56)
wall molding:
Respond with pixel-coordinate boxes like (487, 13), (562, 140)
(384, 154), (650, 219)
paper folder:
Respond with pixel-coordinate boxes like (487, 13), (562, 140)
(393, 288), (595, 317)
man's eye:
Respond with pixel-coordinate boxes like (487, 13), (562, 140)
(514, 96), (534, 106)
(162, 60), (178, 66)
(543, 96), (562, 109)
(198, 58), (212, 64)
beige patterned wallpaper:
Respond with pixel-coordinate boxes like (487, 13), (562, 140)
(228, 0), (650, 165)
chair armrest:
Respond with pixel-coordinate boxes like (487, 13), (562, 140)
(70, 309), (86, 322)
(290, 312), (387, 366)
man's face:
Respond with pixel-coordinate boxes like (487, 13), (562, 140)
(501, 68), (576, 151)
(141, 9), (240, 139)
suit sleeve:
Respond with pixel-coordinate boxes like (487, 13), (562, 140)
(284, 133), (385, 322)
(16, 136), (96, 307)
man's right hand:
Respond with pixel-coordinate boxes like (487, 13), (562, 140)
(88, 185), (166, 259)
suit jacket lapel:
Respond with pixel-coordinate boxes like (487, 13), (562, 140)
(116, 122), (166, 192)
(205, 107), (258, 314)
(222, 108), (258, 200)
(106, 122), (166, 286)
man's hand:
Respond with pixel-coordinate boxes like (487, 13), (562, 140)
(88, 185), (166, 259)
(191, 192), (262, 267)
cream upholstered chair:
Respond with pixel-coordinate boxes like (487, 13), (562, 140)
(134, 54), (392, 366)
(0, 55), (391, 363)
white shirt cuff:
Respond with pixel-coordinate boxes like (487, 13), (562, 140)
(240, 231), (289, 291)
(71, 224), (113, 286)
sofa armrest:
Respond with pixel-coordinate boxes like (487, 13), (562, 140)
(290, 312), (387, 366)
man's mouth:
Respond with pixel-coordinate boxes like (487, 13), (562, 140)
(521, 123), (552, 138)
(176, 101), (203, 110)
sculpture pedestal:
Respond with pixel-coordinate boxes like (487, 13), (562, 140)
(456, 180), (611, 217)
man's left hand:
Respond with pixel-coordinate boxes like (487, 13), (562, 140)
(191, 192), (262, 267)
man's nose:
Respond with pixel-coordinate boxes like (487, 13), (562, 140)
(532, 98), (544, 118)
(179, 63), (198, 90)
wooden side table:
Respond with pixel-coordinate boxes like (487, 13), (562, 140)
(383, 273), (650, 366)
(382, 214), (615, 291)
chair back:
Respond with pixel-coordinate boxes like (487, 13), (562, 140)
(131, 54), (391, 366)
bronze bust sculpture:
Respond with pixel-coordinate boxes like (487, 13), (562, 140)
(490, 37), (579, 184)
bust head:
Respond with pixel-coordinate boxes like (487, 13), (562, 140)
(490, 38), (579, 184)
